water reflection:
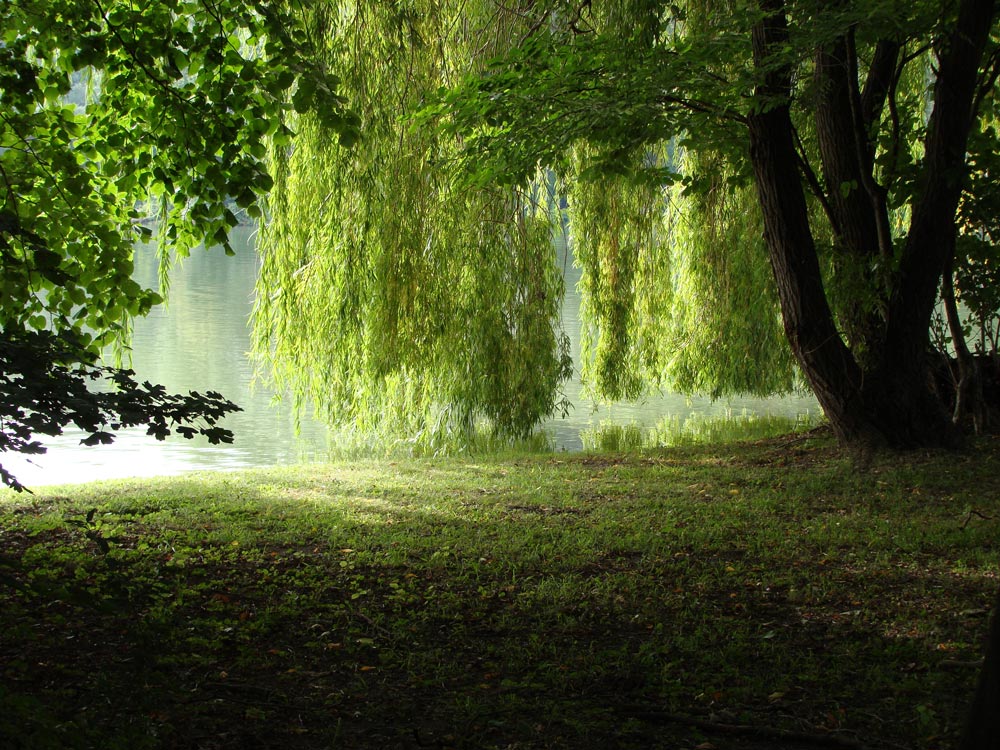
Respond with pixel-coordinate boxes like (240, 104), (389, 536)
(4, 228), (818, 486)
(5, 227), (330, 487)
(546, 251), (818, 450)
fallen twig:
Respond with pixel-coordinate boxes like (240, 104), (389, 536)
(961, 508), (995, 529)
(938, 658), (985, 670)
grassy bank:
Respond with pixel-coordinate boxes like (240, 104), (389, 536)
(1, 431), (998, 749)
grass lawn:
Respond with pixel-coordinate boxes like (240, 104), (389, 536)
(1, 430), (998, 749)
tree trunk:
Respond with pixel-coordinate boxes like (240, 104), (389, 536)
(960, 585), (1000, 750)
(813, 35), (891, 361)
(814, 38), (881, 260)
(748, 4), (875, 444)
(747, 0), (993, 448)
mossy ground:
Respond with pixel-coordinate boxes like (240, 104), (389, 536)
(1, 431), (998, 749)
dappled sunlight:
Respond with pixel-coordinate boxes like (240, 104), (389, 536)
(2, 437), (997, 749)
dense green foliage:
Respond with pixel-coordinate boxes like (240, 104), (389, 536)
(252, 3), (573, 446)
(251, 0), (1000, 445)
(1, 0), (345, 350)
(433, 6), (804, 396)
(2, 437), (997, 747)
(0, 1), (345, 484)
(252, 1), (797, 442)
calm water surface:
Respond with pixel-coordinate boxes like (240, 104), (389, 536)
(6, 227), (818, 486)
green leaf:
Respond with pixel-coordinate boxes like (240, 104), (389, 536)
(292, 77), (317, 114)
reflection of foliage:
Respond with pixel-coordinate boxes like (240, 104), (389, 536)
(0, 329), (241, 492)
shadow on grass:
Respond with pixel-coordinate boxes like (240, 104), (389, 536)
(1, 441), (996, 749)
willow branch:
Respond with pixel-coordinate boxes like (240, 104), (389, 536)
(792, 124), (838, 232)
(972, 46), (1000, 116)
(846, 27), (893, 263)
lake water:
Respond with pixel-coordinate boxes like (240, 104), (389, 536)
(4, 227), (818, 487)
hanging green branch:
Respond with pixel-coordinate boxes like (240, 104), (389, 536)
(0, 328), (240, 491)
(252, 1), (572, 446)
(1, 1), (344, 485)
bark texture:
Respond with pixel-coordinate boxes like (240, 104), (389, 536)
(748, 0), (995, 447)
(748, 4), (872, 443)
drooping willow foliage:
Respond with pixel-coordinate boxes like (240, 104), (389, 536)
(564, 142), (795, 402)
(560, 0), (793, 401)
(252, 0), (796, 445)
(253, 2), (573, 446)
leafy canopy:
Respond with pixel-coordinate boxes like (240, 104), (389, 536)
(0, 0), (347, 485)
(252, 0), (1000, 443)
(252, 0), (804, 446)
(1, 0), (351, 351)
(427, 0), (1000, 394)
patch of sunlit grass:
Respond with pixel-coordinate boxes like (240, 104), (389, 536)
(0, 435), (997, 749)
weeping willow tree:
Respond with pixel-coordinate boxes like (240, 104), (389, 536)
(251, 2), (575, 447)
(417, 0), (1000, 448)
(253, 0), (1000, 448)
(567, 145), (796, 403)
(252, 0), (807, 445)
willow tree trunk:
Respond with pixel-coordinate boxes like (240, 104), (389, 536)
(747, 0), (994, 447)
(748, 3), (884, 444)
